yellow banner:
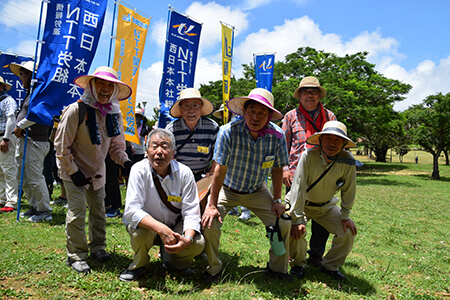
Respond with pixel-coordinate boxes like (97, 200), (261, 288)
(113, 4), (150, 144)
(221, 23), (233, 124)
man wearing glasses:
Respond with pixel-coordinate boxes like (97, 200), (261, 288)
(166, 88), (219, 181)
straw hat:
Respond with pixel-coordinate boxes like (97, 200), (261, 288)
(306, 121), (357, 148)
(293, 76), (326, 100)
(212, 104), (224, 119)
(0, 76), (12, 92)
(74, 66), (132, 100)
(9, 60), (36, 77)
(169, 88), (213, 118)
(227, 88), (283, 121)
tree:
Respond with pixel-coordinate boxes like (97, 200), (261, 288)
(406, 92), (450, 179)
(396, 144), (410, 163)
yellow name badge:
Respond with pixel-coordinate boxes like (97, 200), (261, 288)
(168, 195), (182, 202)
(262, 156), (275, 169)
(197, 146), (209, 154)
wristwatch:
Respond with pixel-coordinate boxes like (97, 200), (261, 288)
(273, 198), (282, 204)
(184, 235), (194, 243)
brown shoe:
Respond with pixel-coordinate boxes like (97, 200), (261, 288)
(307, 254), (323, 267)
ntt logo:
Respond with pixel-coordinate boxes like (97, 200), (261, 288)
(173, 23), (197, 36)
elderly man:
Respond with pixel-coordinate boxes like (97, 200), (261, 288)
(0, 77), (18, 213)
(282, 76), (337, 268)
(287, 121), (360, 281)
(166, 88), (219, 181)
(201, 88), (291, 281)
(10, 60), (53, 222)
(54, 66), (133, 274)
(120, 128), (205, 282)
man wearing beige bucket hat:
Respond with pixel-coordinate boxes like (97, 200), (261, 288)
(10, 60), (53, 222)
(201, 88), (292, 281)
(286, 121), (361, 281)
(282, 76), (337, 269)
(54, 66), (133, 274)
(0, 76), (19, 213)
(166, 88), (219, 181)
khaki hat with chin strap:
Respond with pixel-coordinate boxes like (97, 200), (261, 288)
(293, 76), (326, 100)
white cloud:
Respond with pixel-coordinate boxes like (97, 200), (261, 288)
(0, 0), (41, 27)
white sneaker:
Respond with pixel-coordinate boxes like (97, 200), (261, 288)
(28, 211), (52, 222)
(239, 212), (251, 221)
(228, 207), (239, 216)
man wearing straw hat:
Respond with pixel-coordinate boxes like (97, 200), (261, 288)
(0, 76), (18, 213)
(54, 66), (133, 274)
(282, 76), (337, 269)
(10, 60), (53, 222)
(201, 88), (291, 281)
(286, 121), (361, 281)
(166, 88), (219, 182)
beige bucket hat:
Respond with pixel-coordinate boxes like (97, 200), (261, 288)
(212, 104), (224, 119)
(293, 76), (326, 100)
(74, 66), (132, 100)
(9, 60), (37, 77)
(0, 76), (12, 92)
(227, 88), (283, 121)
(306, 121), (357, 148)
(169, 88), (214, 118)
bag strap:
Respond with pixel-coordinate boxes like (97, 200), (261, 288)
(176, 130), (196, 153)
(152, 171), (181, 214)
(306, 161), (335, 193)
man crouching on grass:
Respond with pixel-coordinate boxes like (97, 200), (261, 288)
(120, 128), (205, 282)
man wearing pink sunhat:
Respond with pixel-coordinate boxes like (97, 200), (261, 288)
(54, 66), (133, 274)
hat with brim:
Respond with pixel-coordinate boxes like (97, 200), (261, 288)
(212, 104), (224, 119)
(227, 88), (283, 121)
(169, 88), (213, 118)
(74, 66), (132, 101)
(135, 108), (144, 116)
(293, 76), (326, 100)
(306, 121), (357, 148)
(0, 76), (12, 92)
(9, 60), (36, 77)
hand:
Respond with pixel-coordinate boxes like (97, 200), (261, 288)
(164, 232), (191, 254)
(0, 139), (9, 153)
(283, 169), (293, 187)
(342, 219), (357, 235)
(159, 227), (178, 247)
(271, 202), (286, 218)
(201, 204), (221, 229)
(290, 224), (306, 239)
(13, 127), (24, 138)
(122, 160), (133, 177)
(70, 170), (92, 187)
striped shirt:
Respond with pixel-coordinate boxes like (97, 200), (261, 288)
(0, 93), (17, 132)
(214, 119), (289, 193)
(166, 116), (219, 172)
(282, 107), (336, 176)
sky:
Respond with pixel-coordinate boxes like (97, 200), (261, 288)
(1, 0), (450, 117)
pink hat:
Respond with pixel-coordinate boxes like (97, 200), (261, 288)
(227, 88), (283, 121)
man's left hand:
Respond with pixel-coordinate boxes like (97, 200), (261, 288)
(13, 127), (24, 138)
(0, 139), (9, 153)
(342, 219), (357, 235)
(271, 202), (286, 218)
(164, 232), (190, 254)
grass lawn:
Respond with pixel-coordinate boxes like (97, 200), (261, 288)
(0, 159), (449, 299)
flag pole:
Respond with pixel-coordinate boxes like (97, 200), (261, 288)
(108, 0), (119, 67)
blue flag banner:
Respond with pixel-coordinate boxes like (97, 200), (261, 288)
(158, 9), (202, 128)
(28, 0), (107, 126)
(254, 53), (275, 92)
(0, 53), (33, 106)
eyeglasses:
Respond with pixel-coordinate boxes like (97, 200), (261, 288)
(300, 88), (320, 96)
(180, 104), (202, 110)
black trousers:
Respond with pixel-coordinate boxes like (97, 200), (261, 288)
(104, 154), (122, 210)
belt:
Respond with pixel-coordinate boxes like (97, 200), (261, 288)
(305, 200), (330, 207)
(193, 167), (209, 174)
(223, 184), (251, 194)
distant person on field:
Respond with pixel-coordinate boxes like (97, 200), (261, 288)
(286, 121), (361, 281)
(120, 128), (205, 282)
(415, 156), (418, 164)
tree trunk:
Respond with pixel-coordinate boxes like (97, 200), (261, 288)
(444, 150), (449, 165)
(374, 147), (388, 162)
(431, 153), (440, 180)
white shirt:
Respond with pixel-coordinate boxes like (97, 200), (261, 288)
(123, 159), (201, 233)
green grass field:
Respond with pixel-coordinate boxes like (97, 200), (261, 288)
(0, 157), (449, 299)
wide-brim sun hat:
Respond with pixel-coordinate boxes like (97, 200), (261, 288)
(74, 66), (132, 101)
(0, 76), (12, 92)
(9, 60), (37, 77)
(293, 76), (326, 100)
(306, 120), (357, 148)
(227, 88), (283, 121)
(169, 87), (214, 118)
(135, 108), (144, 115)
(212, 104), (224, 119)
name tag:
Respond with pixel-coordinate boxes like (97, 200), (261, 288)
(262, 156), (275, 169)
(197, 146), (209, 153)
(168, 195), (182, 202)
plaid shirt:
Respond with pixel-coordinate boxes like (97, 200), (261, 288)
(282, 107), (336, 176)
(214, 119), (288, 193)
(0, 93), (17, 133)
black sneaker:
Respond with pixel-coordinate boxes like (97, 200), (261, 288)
(90, 250), (111, 263)
(290, 265), (305, 279)
(202, 270), (220, 283)
(320, 266), (345, 281)
(266, 264), (294, 281)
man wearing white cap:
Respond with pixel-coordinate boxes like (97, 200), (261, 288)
(286, 121), (361, 281)
(54, 66), (133, 273)
(10, 60), (53, 222)
(0, 76), (19, 213)
(201, 88), (291, 281)
(166, 88), (219, 181)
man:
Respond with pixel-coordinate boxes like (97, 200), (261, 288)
(201, 88), (291, 281)
(282, 76), (337, 267)
(54, 66), (133, 274)
(10, 60), (53, 222)
(120, 128), (205, 282)
(166, 88), (219, 181)
(287, 121), (360, 281)
(0, 76), (18, 213)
